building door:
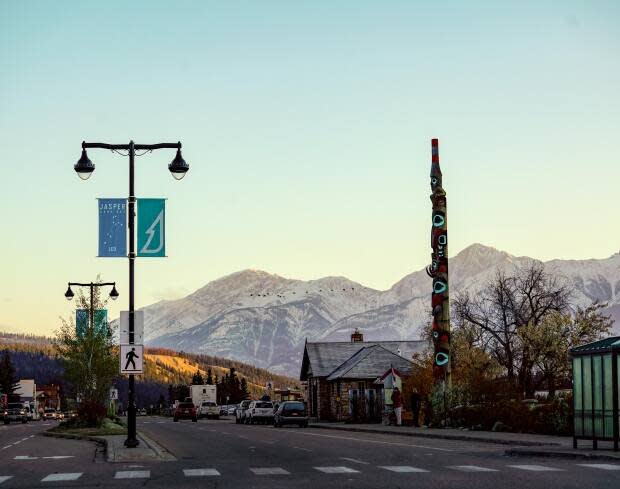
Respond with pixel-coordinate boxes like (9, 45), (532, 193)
(311, 380), (318, 417)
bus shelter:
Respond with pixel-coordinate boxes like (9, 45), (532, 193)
(571, 336), (620, 451)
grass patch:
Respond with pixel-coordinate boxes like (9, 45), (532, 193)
(49, 417), (127, 436)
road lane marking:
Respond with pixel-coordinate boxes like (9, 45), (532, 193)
(314, 466), (360, 474)
(184, 469), (221, 477)
(14, 456), (37, 460)
(41, 473), (82, 482)
(239, 435), (249, 439)
(340, 457), (369, 465)
(293, 446), (312, 452)
(449, 465), (498, 472)
(293, 431), (454, 452)
(508, 465), (563, 472)
(578, 464), (620, 471)
(250, 467), (291, 475)
(42, 456), (75, 459)
(0, 476), (13, 485)
(1, 446), (11, 450)
(380, 466), (429, 473)
(115, 470), (151, 479)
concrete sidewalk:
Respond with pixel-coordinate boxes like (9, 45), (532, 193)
(309, 422), (569, 446)
(310, 422), (620, 460)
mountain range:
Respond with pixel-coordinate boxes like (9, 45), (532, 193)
(132, 244), (620, 376)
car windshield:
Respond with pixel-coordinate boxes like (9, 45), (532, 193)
(8, 403), (23, 409)
(255, 402), (272, 408)
(44, 408), (55, 412)
(179, 403), (194, 408)
(284, 402), (305, 410)
(202, 402), (216, 407)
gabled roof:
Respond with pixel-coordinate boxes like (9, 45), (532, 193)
(300, 340), (427, 381)
(326, 345), (413, 381)
(571, 336), (620, 355)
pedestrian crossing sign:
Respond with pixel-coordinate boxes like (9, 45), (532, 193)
(120, 344), (143, 374)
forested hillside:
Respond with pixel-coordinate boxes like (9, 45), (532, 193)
(0, 332), (299, 408)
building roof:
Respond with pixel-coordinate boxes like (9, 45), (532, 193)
(300, 340), (427, 381)
(570, 336), (620, 355)
(326, 345), (414, 381)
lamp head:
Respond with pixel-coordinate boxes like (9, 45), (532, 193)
(168, 148), (189, 180)
(65, 285), (74, 301)
(74, 149), (95, 180)
(109, 285), (119, 301)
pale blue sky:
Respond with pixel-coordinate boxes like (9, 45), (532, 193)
(1, 1), (619, 335)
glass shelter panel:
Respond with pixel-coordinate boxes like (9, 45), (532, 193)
(593, 356), (603, 437)
(604, 354), (613, 438)
(573, 357), (583, 436)
(583, 356), (592, 436)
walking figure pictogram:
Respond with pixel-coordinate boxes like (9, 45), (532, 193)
(124, 347), (139, 370)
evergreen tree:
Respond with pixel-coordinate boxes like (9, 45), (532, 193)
(206, 368), (213, 385)
(240, 377), (249, 400)
(192, 369), (204, 385)
(0, 351), (19, 401)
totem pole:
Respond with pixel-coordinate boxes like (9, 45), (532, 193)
(426, 138), (451, 383)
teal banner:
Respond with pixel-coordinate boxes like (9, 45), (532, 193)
(137, 198), (166, 257)
(76, 309), (108, 337)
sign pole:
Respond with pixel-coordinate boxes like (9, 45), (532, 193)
(125, 141), (139, 448)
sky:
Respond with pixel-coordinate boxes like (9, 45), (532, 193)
(0, 0), (619, 336)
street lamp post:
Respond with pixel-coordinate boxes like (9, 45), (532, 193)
(73, 140), (188, 448)
(65, 281), (119, 332)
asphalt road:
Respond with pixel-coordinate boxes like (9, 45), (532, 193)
(1, 416), (619, 488)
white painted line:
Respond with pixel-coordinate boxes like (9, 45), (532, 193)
(578, 464), (620, 471)
(14, 455), (38, 460)
(340, 457), (369, 465)
(239, 435), (249, 439)
(29, 435), (34, 438)
(250, 467), (291, 475)
(0, 477), (13, 485)
(157, 421), (165, 424)
(21, 437), (29, 441)
(12, 441), (20, 445)
(380, 466), (429, 473)
(293, 446), (312, 452)
(42, 456), (75, 459)
(1, 446), (11, 450)
(114, 470), (151, 479)
(449, 465), (498, 472)
(184, 468), (221, 477)
(222, 431), (232, 435)
(314, 466), (360, 474)
(296, 431), (454, 452)
(508, 465), (563, 472)
(41, 473), (82, 482)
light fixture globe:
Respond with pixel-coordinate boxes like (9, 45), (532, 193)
(65, 285), (74, 301)
(109, 285), (119, 301)
(74, 149), (95, 180)
(168, 148), (189, 180)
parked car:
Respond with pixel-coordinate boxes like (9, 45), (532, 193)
(227, 406), (236, 416)
(199, 401), (219, 419)
(43, 408), (57, 420)
(174, 402), (198, 422)
(236, 400), (251, 424)
(219, 405), (228, 416)
(273, 401), (308, 428)
(3, 403), (28, 424)
(246, 401), (274, 424)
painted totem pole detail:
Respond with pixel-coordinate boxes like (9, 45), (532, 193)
(426, 138), (450, 380)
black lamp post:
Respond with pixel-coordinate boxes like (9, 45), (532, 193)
(65, 281), (119, 332)
(73, 140), (188, 448)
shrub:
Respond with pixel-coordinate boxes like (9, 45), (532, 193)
(77, 399), (107, 427)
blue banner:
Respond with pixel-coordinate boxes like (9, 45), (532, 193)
(76, 309), (108, 337)
(98, 198), (127, 257)
(137, 198), (166, 257)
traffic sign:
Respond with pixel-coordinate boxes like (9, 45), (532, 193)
(120, 344), (143, 374)
(109, 388), (118, 400)
(137, 198), (165, 257)
(119, 311), (144, 345)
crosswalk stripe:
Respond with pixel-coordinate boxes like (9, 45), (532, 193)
(41, 473), (82, 482)
(380, 466), (429, 473)
(184, 469), (221, 477)
(314, 466), (360, 474)
(508, 465), (563, 472)
(250, 467), (290, 475)
(114, 470), (150, 479)
(0, 477), (13, 485)
(577, 464), (620, 471)
(449, 465), (499, 472)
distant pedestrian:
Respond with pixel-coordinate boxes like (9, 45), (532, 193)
(391, 387), (402, 426)
(410, 388), (421, 427)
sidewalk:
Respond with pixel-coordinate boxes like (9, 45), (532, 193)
(310, 422), (620, 460)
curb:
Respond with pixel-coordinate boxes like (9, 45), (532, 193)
(308, 424), (562, 447)
(41, 431), (108, 460)
(505, 448), (620, 461)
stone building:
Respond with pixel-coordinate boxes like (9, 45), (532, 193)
(299, 330), (427, 421)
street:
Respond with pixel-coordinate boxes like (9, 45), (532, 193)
(0, 417), (619, 488)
